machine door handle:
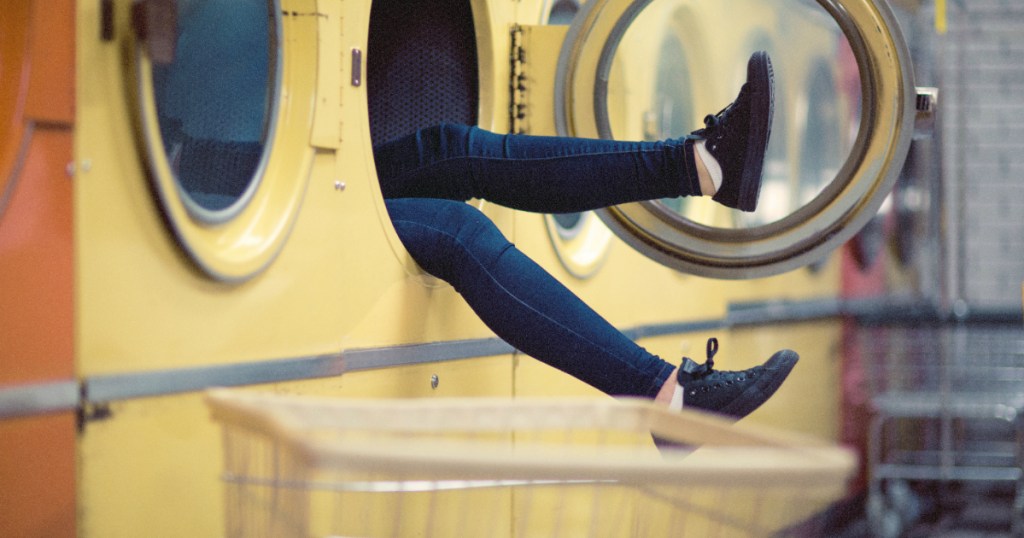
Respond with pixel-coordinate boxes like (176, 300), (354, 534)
(915, 87), (939, 139)
(132, 0), (178, 65)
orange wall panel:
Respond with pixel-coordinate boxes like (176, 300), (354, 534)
(0, 127), (77, 538)
(0, 1), (77, 536)
(22, 0), (76, 124)
(0, 129), (77, 537)
(0, 414), (77, 538)
(0, 129), (75, 383)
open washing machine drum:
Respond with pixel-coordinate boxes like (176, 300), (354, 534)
(366, 0), (479, 146)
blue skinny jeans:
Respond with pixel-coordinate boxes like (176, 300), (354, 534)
(375, 124), (702, 398)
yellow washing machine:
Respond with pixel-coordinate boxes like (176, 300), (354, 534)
(513, 0), (909, 440)
(0, 0), (923, 535)
(73, 0), (533, 534)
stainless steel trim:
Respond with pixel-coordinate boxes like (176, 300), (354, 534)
(621, 318), (724, 340)
(85, 352), (345, 402)
(81, 338), (518, 403)
(728, 297), (844, 326)
(351, 47), (362, 86)
(913, 86), (939, 139)
(75, 308), (829, 405)
(0, 380), (79, 419)
(341, 339), (516, 372)
(5, 297), (970, 419)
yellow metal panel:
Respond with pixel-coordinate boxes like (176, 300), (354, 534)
(729, 321), (843, 440)
(311, 0), (342, 149)
(472, 0), (515, 132)
(73, 0), (508, 378)
(471, 0), (551, 133)
(74, 0), (350, 373)
(79, 393), (225, 538)
(519, 25), (567, 136)
(79, 357), (513, 538)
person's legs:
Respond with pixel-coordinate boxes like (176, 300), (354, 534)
(375, 51), (775, 215)
(374, 124), (704, 213)
(386, 198), (797, 419)
(386, 197), (675, 398)
(376, 52), (791, 416)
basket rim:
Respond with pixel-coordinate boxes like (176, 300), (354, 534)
(206, 389), (856, 489)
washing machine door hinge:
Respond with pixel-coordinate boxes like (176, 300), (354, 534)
(914, 87), (939, 140)
(509, 24), (528, 134)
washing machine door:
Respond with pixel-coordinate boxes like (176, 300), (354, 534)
(555, 0), (917, 279)
(130, 0), (319, 282)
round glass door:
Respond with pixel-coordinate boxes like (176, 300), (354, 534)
(555, 0), (916, 279)
(133, 0), (315, 281)
(149, 0), (276, 220)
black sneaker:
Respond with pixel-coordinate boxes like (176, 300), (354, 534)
(676, 337), (797, 419)
(691, 51), (775, 212)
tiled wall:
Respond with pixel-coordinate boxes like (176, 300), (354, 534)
(935, 0), (1024, 310)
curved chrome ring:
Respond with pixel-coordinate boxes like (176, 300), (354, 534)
(131, 0), (312, 282)
(556, 0), (916, 279)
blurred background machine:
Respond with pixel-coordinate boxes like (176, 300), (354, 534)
(846, 1), (1024, 536)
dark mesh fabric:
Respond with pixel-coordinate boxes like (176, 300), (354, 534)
(367, 0), (479, 146)
(177, 138), (262, 210)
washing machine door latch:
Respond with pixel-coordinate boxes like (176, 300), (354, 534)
(132, 0), (178, 65)
(914, 87), (939, 140)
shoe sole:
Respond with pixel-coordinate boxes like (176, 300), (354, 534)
(736, 51), (775, 212)
(717, 348), (797, 419)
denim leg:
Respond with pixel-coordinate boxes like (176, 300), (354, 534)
(374, 123), (703, 213)
(386, 198), (676, 397)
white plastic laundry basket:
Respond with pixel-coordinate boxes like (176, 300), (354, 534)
(206, 390), (855, 537)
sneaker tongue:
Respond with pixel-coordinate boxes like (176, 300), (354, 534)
(676, 356), (714, 383)
(676, 337), (720, 384)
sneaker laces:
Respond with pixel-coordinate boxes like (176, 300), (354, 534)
(694, 84), (749, 140)
(678, 337), (720, 381)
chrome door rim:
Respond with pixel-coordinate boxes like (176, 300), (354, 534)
(555, 0), (916, 279)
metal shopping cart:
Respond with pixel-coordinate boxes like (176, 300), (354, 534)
(861, 323), (1024, 537)
(206, 390), (855, 537)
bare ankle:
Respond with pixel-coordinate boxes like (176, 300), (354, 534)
(654, 367), (679, 407)
(694, 147), (717, 196)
